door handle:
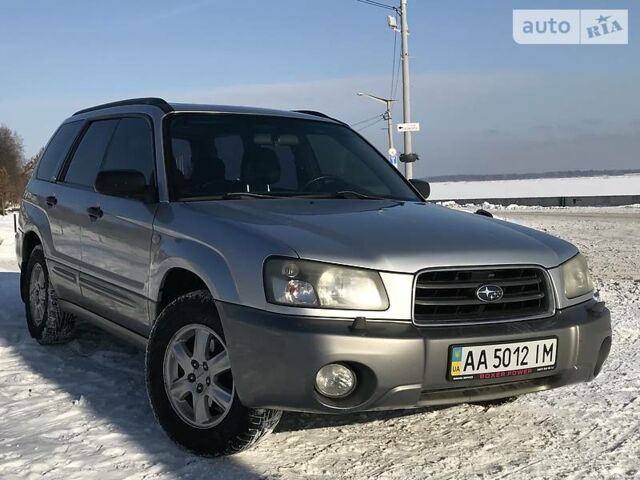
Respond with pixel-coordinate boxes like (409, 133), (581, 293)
(45, 195), (57, 207)
(87, 206), (103, 221)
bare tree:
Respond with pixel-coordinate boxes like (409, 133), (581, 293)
(0, 125), (25, 214)
(15, 148), (42, 201)
(0, 167), (8, 215)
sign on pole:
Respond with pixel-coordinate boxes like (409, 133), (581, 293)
(397, 122), (420, 132)
(388, 148), (398, 168)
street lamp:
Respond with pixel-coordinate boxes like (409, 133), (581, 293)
(357, 92), (398, 168)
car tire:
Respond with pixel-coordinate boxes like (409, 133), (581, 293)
(24, 246), (75, 345)
(146, 290), (282, 456)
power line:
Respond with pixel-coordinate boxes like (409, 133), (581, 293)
(392, 36), (402, 99)
(355, 0), (415, 178)
(356, 117), (385, 132)
(350, 113), (384, 127)
(389, 24), (397, 99)
(354, 0), (397, 12)
(356, 116), (384, 131)
(389, 11), (399, 100)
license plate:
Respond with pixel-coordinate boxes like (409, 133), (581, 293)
(448, 338), (557, 381)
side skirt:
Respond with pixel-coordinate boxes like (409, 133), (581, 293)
(58, 299), (148, 349)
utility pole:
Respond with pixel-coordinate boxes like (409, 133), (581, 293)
(359, 0), (418, 178)
(399, 0), (415, 179)
(357, 92), (398, 168)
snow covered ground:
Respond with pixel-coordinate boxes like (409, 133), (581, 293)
(429, 174), (640, 201)
(0, 207), (638, 480)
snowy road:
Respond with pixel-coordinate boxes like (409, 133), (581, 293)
(0, 208), (638, 479)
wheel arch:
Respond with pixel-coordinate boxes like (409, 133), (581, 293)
(149, 236), (243, 323)
(20, 230), (43, 303)
(155, 267), (210, 319)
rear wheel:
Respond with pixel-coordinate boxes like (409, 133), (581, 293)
(24, 246), (75, 345)
(146, 290), (281, 456)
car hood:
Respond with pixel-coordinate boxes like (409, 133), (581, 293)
(186, 200), (577, 273)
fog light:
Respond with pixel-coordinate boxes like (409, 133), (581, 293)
(315, 364), (357, 398)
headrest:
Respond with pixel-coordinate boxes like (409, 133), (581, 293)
(191, 155), (226, 180)
(252, 133), (299, 146)
(276, 134), (299, 146)
(241, 147), (281, 187)
(253, 133), (273, 145)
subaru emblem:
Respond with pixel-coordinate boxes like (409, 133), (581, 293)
(476, 285), (504, 302)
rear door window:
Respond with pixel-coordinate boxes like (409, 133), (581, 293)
(63, 120), (118, 188)
(100, 117), (155, 184)
(36, 121), (84, 182)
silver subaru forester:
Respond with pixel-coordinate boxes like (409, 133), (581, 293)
(16, 98), (611, 456)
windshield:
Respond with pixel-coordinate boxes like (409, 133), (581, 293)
(165, 113), (420, 201)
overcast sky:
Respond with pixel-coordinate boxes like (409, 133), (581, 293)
(1, 0), (638, 178)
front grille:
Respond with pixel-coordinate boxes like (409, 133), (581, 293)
(413, 267), (553, 325)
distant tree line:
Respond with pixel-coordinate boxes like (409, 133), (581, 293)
(0, 125), (40, 215)
(427, 169), (640, 183)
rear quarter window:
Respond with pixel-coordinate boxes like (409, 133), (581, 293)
(35, 121), (84, 182)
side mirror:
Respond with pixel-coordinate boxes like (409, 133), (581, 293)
(95, 170), (149, 200)
(409, 179), (430, 199)
(475, 209), (494, 218)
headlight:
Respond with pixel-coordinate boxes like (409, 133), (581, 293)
(561, 253), (594, 299)
(264, 258), (389, 310)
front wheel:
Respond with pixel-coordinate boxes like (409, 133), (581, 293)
(145, 290), (281, 456)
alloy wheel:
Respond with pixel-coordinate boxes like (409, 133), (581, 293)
(29, 264), (47, 326)
(163, 324), (234, 428)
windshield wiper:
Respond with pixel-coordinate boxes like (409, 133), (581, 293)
(302, 191), (391, 200)
(178, 192), (284, 201)
(179, 191), (395, 201)
(219, 192), (283, 200)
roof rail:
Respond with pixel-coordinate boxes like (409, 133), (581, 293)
(73, 97), (173, 116)
(292, 110), (347, 125)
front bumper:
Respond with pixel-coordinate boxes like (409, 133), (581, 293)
(217, 300), (611, 413)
